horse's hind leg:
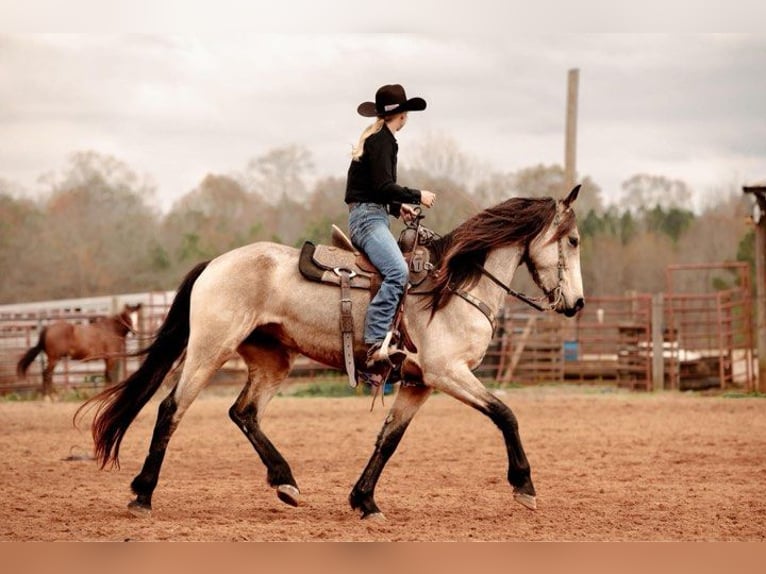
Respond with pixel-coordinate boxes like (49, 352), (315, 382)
(128, 353), (228, 516)
(350, 383), (432, 519)
(228, 341), (299, 506)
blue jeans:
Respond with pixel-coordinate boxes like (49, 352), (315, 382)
(348, 203), (409, 344)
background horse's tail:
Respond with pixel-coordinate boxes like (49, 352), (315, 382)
(75, 261), (210, 469)
(16, 328), (47, 378)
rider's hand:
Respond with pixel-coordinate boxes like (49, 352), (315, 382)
(420, 190), (436, 208)
(400, 204), (418, 223)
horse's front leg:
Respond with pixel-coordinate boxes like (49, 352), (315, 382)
(42, 358), (57, 398)
(350, 382), (432, 519)
(430, 364), (536, 510)
(104, 357), (115, 384)
(228, 343), (300, 506)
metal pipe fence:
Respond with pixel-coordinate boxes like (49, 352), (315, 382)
(0, 276), (756, 395)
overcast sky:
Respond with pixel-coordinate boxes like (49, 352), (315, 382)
(1, 33), (765, 212)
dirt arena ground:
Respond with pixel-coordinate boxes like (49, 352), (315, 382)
(1, 383), (765, 541)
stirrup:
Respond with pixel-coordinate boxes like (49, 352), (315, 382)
(366, 348), (406, 369)
(357, 370), (385, 388)
(366, 332), (407, 369)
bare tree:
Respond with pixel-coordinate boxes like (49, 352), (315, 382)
(162, 173), (271, 264)
(513, 164), (604, 214)
(620, 231), (677, 293)
(580, 234), (627, 296)
(24, 152), (159, 300)
(473, 171), (517, 208)
(397, 167), (478, 234)
(244, 145), (314, 203)
(301, 176), (349, 244)
(0, 188), (45, 303)
(409, 131), (485, 186)
(675, 191), (751, 290)
(620, 174), (692, 213)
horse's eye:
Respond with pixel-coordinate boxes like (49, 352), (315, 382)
(568, 236), (579, 248)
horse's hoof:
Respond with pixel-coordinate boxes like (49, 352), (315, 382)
(362, 511), (386, 521)
(513, 492), (537, 510)
(276, 484), (300, 507)
(127, 499), (152, 518)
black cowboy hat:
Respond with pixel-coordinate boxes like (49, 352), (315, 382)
(357, 84), (427, 118)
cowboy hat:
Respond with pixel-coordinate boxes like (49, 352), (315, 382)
(357, 84), (427, 118)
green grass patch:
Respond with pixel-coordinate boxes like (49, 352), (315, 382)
(0, 386), (101, 402)
(286, 380), (358, 398)
(282, 376), (402, 398)
(721, 390), (766, 399)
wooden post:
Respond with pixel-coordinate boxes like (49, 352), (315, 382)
(743, 185), (766, 393)
(652, 293), (664, 392)
(111, 296), (126, 382)
(564, 68), (579, 193)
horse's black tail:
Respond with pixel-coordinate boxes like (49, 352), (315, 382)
(17, 328), (47, 378)
(74, 261), (210, 469)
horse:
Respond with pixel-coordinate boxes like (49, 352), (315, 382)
(17, 303), (142, 396)
(78, 187), (584, 519)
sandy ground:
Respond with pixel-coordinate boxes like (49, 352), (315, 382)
(1, 384), (765, 541)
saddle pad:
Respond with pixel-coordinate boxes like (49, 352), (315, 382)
(298, 242), (374, 289)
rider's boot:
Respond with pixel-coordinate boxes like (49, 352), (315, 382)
(365, 331), (407, 369)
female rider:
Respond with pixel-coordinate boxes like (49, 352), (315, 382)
(345, 83), (437, 367)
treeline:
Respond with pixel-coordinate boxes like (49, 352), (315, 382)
(0, 145), (755, 304)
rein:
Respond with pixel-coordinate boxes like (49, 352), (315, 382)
(472, 264), (547, 312)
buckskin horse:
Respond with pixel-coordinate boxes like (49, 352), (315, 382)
(17, 303), (141, 396)
(78, 187), (584, 519)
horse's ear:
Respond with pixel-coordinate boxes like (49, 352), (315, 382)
(563, 184), (581, 208)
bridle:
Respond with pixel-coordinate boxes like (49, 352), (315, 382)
(409, 204), (569, 331)
(471, 209), (567, 313)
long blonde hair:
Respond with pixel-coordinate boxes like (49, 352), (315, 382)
(351, 118), (385, 161)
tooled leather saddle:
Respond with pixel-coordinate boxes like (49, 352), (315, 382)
(298, 223), (433, 387)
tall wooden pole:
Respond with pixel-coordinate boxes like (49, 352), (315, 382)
(743, 185), (766, 393)
(564, 68), (579, 193)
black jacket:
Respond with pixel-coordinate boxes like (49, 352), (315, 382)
(345, 123), (422, 216)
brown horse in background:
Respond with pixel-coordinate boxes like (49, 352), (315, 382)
(17, 303), (141, 396)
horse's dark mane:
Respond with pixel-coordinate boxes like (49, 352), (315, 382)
(427, 196), (574, 312)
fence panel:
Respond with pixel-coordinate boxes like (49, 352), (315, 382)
(664, 289), (754, 391)
(492, 295), (653, 388)
(0, 277), (755, 395)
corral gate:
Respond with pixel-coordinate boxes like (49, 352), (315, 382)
(663, 263), (754, 391)
(494, 263), (755, 392)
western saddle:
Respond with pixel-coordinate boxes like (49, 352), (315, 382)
(298, 220), (433, 387)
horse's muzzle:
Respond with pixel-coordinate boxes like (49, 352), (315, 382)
(562, 297), (585, 317)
